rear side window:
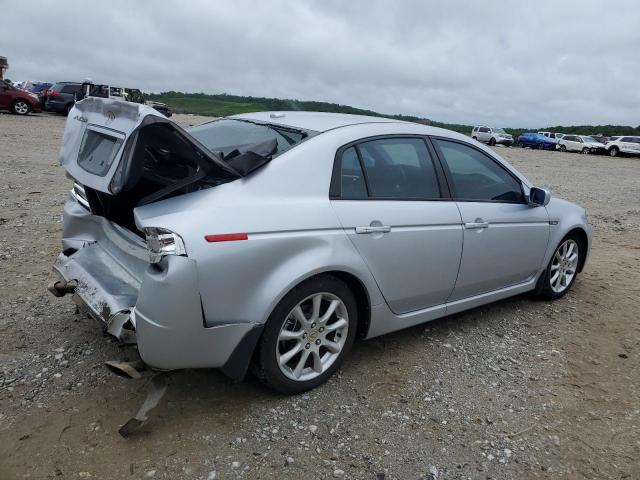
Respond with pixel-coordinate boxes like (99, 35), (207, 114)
(339, 147), (367, 199)
(357, 138), (441, 199)
(621, 137), (633, 142)
(435, 140), (523, 203)
(61, 84), (80, 94)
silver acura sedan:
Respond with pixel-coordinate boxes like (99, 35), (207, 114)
(49, 98), (592, 393)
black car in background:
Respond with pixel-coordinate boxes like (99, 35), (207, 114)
(45, 82), (82, 115)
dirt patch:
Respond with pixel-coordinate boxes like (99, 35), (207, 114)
(0, 114), (638, 479)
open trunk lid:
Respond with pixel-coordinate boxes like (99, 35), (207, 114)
(60, 97), (238, 195)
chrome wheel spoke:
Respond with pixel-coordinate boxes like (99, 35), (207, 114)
(292, 305), (309, 327)
(311, 351), (323, 373)
(293, 350), (310, 378)
(279, 329), (303, 341)
(319, 299), (340, 324)
(323, 339), (341, 353)
(324, 317), (347, 332)
(279, 342), (302, 366)
(311, 294), (322, 321)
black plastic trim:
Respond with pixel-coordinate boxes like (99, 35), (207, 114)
(220, 324), (264, 381)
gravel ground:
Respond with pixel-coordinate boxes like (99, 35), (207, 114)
(0, 112), (638, 480)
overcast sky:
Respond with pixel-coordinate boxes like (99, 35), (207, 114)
(2, 0), (639, 127)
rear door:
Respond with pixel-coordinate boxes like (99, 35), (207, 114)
(432, 138), (549, 301)
(478, 127), (490, 143)
(330, 136), (463, 314)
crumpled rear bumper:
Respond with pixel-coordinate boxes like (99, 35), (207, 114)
(51, 197), (259, 375)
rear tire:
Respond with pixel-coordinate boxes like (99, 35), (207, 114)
(472, 136), (478, 141)
(64, 103), (73, 116)
(254, 275), (357, 394)
(11, 100), (30, 115)
(489, 138), (496, 146)
(609, 146), (619, 157)
(538, 143), (544, 150)
(518, 142), (525, 148)
(538, 234), (582, 300)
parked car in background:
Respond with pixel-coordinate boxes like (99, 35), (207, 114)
(557, 135), (606, 154)
(49, 101), (591, 393)
(45, 82), (82, 115)
(539, 132), (564, 140)
(471, 125), (513, 146)
(0, 80), (42, 115)
(517, 133), (557, 150)
(605, 136), (640, 157)
(590, 134), (609, 145)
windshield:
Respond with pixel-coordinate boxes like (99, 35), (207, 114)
(493, 128), (506, 134)
(188, 118), (316, 158)
(581, 136), (598, 143)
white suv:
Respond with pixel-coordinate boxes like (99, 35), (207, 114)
(538, 132), (565, 140)
(471, 126), (514, 146)
(605, 136), (640, 157)
(557, 135), (606, 154)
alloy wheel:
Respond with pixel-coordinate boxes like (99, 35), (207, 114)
(276, 292), (349, 382)
(13, 101), (29, 115)
(549, 239), (579, 294)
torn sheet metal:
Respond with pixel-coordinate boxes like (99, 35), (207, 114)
(118, 373), (169, 438)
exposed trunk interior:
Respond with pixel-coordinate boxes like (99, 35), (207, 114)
(84, 123), (236, 234)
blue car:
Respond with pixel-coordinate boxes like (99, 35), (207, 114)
(517, 133), (557, 150)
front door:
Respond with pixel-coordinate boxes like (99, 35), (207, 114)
(432, 138), (549, 301)
(330, 137), (463, 314)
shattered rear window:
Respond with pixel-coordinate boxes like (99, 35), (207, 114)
(188, 119), (316, 158)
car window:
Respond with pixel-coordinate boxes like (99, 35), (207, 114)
(339, 147), (368, 199)
(61, 84), (80, 94)
(189, 118), (315, 158)
(479, 127), (490, 133)
(435, 139), (523, 203)
(621, 137), (632, 142)
(356, 138), (441, 199)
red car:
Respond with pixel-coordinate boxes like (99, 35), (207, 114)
(0, 81), (42, 115)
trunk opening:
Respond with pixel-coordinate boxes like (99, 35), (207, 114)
(83, 123), (237, 234)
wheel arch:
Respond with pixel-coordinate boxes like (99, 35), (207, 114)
(566, 227), (589, 272)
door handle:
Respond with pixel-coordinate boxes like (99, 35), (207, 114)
(355, 225), (391, 234)
(464, 221), (489, 229)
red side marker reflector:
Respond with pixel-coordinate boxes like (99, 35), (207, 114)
(204, 233), (248, 243)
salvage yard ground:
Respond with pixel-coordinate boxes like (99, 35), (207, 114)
(0, 112), (639, 479)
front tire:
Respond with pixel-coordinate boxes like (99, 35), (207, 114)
(559, 145), (567, 152)
(539, 234), (581, 300)
(519, 142), (525, 148)
(254, 275), (357, 394)
(609, 146), (619, 157)
(581, 147), (590, 154)
(489, 138), (496, 146)
(11, 100), (30, 115)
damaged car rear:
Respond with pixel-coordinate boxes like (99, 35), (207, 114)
(50, 98), (316, 386)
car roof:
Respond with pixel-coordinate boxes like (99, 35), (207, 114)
(228, 111), (406, 133)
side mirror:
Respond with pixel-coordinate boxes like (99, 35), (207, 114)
(528, 187), (551, 207)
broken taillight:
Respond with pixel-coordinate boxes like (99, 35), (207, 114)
(143, 227), (187, 263)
